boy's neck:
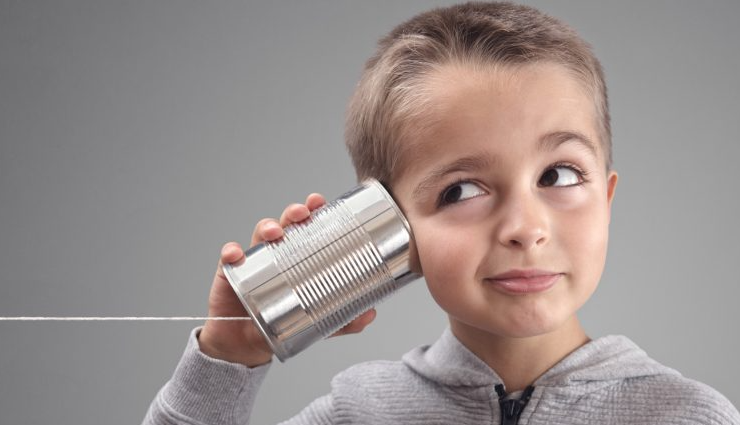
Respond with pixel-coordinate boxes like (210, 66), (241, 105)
(449, 316), (590, 393)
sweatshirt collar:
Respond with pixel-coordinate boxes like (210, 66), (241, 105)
(402, 327), (503, 387)
(402, 327), (680, 389)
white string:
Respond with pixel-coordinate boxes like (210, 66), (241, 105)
(0, 317), (251, 321)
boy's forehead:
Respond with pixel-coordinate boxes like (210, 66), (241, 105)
(422, 62), (594, 117)
(422, 63), (532, 100)
(391, 62), (604, 178)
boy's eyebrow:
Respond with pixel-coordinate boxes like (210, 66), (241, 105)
(540, 131), (598, 158)
(412, 154), (494, 200)
(411, 131), (597, 200)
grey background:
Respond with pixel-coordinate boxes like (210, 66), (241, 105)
(1, 1), (738, 424)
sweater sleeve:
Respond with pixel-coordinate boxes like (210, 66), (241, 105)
(141, 327), (270, 425)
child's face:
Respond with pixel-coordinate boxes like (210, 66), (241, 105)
(392, 62), (618, 339)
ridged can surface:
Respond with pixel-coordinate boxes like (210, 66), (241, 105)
(222, 179), (419, 361)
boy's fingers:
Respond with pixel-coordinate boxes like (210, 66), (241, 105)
(220, 242), (243, 263)
(305, 193), (326, 212)
(279, 203), (310, 228)
(276, 195), (325, 228)
(251, 218), (283, 247)
(214, 242), (243, 281)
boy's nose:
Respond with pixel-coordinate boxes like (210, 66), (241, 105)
(494, 193), (549, 250)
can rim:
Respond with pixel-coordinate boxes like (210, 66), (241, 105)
(222, 262), (290, 361)
(363, 178), (413, 237)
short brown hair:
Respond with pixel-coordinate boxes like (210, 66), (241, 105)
(345, 1), (611, 184)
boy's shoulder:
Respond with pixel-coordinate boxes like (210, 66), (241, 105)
(330, 359), (432, 395)
(537, 334), (740, 423)
(330, 328), (500, 394)
(617, 372), (740, 424)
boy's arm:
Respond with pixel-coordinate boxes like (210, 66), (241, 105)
(142, 193), (373, 425)
(141, 327), (270, 425)
(141, 327), (339, 425)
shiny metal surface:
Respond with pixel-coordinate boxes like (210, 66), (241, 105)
(222, 179), (419, 361)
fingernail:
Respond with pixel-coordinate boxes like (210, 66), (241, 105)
(264, 222), (280, 232)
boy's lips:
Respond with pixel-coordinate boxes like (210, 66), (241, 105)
(485, 269), (563, 294)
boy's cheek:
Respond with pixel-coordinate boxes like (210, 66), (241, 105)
(544, 187), (591, 211)
(407, 237), (423, 275)
(421, 256), (470, 312)
(557, 210), (610, 278)
(414, 223), (479, 278)
(412, 197), (493, 225)
(546, 187), (611, 243)
(553, 208), (609, 256)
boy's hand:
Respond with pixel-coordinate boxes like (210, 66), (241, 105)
(198, 193), (377, 367)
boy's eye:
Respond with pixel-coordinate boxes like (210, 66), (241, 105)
(538, 166), (583, 187)
(438, 181), (486, 206)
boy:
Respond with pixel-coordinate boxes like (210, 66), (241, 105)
(143, 2), (739, 424)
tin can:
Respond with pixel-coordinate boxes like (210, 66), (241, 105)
(222, 179), (419, 361)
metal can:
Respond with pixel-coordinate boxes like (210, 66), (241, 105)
(222, 179), (419, 361)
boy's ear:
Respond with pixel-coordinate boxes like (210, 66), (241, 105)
(606, 170), (618, 210)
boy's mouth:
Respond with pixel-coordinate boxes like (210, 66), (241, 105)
(485, 269), (563, 294)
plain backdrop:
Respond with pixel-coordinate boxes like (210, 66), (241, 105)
(1, 1), (738, 424)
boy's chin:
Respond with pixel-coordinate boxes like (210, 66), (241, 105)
(495, 312), (582, 339)
(509, 311), (582, 339)
(500, 325), (562, 339)
(451, 314), (572, 341)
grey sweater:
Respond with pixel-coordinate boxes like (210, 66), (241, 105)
(143, 328), (740, 424)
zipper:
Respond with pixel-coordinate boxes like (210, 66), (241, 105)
(495, 384), (535, 425)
